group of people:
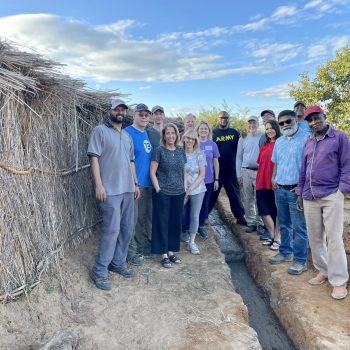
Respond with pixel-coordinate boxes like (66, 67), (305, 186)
(87, 98), (350, 301)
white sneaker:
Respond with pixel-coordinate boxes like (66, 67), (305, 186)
(188, 242), (200, 255)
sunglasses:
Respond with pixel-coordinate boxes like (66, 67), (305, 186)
(278, 118), (293, 126)
(137, 113), (150, 118)
(185, 137), (196, 141)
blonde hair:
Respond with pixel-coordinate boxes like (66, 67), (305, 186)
(182, 129), (200, 152)
(196, 120), (213, 140)
(161, 123), (181, 147)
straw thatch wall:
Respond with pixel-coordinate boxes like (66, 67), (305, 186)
(0, 41), (117, 300)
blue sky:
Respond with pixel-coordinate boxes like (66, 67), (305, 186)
(1, 0), (350, 117)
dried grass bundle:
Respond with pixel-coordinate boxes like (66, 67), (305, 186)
(0, 40), (117, 300)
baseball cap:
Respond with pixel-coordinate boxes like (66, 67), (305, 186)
(260, 109), (275, 117)
(110, 98), (128, 109)
(247, 116), (259, 122)
(152, 105), (164, 113)
(294, 101), (306, 109)
(134, 103), (151, 113)
(304, 105), (325, 120)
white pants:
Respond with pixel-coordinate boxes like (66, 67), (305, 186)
(303, 190), (349, 286)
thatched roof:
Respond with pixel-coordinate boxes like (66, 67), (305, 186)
(0, 40), (119, 300)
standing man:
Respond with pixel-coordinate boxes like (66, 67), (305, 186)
(208, 111), (247, 225)
(236, 116), (263, 232)
(147, 105), (165, 154)
(296, 106), (350, 299)
(294, 101), (311, 134)
(88, 98), (140, 290)
(269, 110), (309, 275)
(259, 110), (276, 147)
(126, 103), (153, 265)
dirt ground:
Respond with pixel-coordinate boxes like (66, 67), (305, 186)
(217, 193), (350, 350)
(0, 228), (261, 350)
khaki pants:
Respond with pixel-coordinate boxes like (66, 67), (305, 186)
(303, 190), (349, 286)
(241, 168), (263, 226)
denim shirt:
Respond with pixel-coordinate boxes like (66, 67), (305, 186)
(271, 127), (309, 185)
(296, 126), (350, 199)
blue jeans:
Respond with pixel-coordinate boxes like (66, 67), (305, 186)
(274, 188), (308, 264)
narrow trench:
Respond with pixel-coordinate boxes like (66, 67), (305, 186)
(208, 210), (295, 350)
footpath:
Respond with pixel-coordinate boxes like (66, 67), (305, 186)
(0, 221), (260, 349)
(217, 193), (350, 350)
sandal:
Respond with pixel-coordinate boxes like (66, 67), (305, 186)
(262, 238), (273, 246)
(160, 257), (172, 268)
(168, 255), (181, 264)
(270, 241), (280, 251)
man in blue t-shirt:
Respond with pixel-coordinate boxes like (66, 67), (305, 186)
(125, 103), (153, 265)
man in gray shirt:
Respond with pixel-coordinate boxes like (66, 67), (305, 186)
(236, 116), (263, 232)
(87, 98), (140, 290)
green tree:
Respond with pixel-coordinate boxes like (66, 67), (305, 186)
(197, 100), (249, 133)
(290, 46), (350, 136)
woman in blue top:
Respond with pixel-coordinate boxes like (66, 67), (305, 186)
(183, 129), (207, 255)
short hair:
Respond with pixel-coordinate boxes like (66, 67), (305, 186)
(161, 123), (181, 147)
(195, 120), (213, 140)
(184, 113), (196, 122)
(218, 111), (229, 118)
(278, 110), (296, 119)
(264, 119), (282, 144)
(182, 128), (200, 152)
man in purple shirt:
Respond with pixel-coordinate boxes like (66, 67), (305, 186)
(296, 105), (350, 300)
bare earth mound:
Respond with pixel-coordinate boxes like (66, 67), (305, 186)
(217, 192), (350, 350)
(0, 231), (261, 350)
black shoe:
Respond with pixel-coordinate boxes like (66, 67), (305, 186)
(89, 270), (111, 290)
(197, 227), (208, 239)
(259, 233), (271, 241)
(245, 225), (257, 233)
(108, 264), (134, 278)
(256, 225), (266, 235)
(236, 218), (248, 226)
(127, 254), (143, 266)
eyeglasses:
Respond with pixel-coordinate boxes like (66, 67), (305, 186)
(185, 137), (196, 141)
(137, 113), (150, 118)
(278, 118), (293, 126)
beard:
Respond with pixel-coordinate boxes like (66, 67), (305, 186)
(282, 123), (298, 137)
(110, 114), (124, 124)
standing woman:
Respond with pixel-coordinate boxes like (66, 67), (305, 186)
(150, 123), (187, 268)
(183, 129), (207, 254)
(196, 121), (220, 238)
(256, 119), (281, 250)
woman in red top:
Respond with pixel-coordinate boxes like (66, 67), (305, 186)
(256, 120), (281, 250)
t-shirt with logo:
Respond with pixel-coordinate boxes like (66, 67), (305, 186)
(213, 127), (240, 178)
(199, 140), (220, 184)
(125, 125), (152, 188)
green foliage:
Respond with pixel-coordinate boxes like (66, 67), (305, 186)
(177, 100), (249, 133)
(290, 46), (350, 136)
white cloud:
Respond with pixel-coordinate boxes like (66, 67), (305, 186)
(139, 85), (152, 90)
(271, 6), (298, 19)
(246, 41), (302, 63)
(244, 82), (298, 99)
(0, 14), (286, 83)
(306, 35), (350, 59)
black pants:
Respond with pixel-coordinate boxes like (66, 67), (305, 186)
(208, 176), (245, 219)
(151, 190), (185, 254)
